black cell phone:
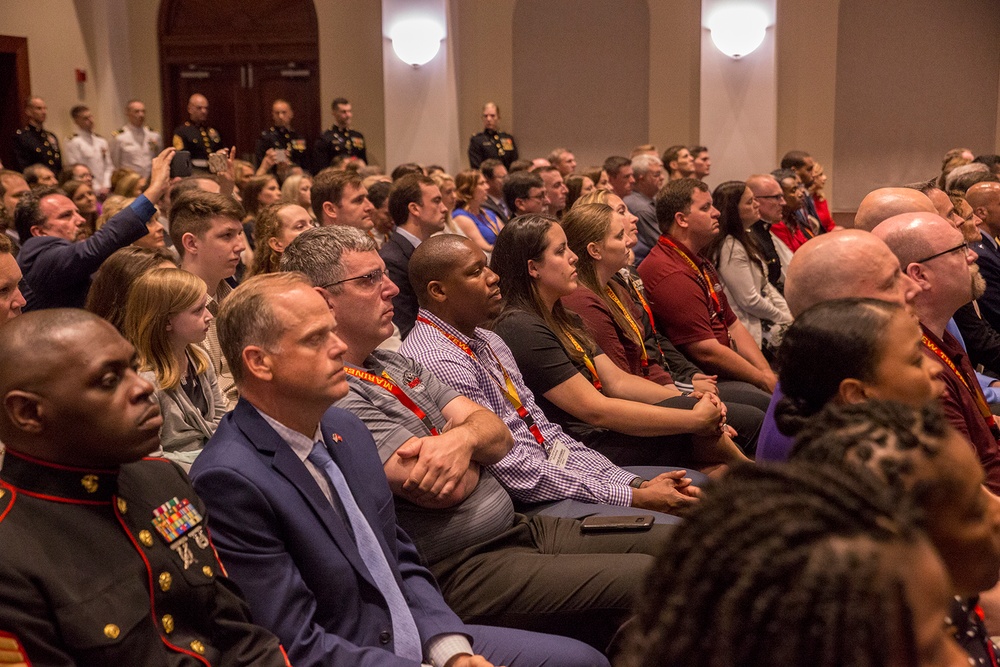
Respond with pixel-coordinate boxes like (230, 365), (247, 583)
(170, 150), (192, 178)
(580, 515), (655, 533)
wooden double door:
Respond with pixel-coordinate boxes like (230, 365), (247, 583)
(167, 61), (321, 164)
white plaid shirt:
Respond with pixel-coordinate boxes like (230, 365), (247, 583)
(400, 309), (637, 506)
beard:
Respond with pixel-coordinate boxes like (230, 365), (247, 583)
(972, 266), (987, 301)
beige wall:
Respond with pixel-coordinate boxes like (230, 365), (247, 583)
(6, 0), (1000, 208)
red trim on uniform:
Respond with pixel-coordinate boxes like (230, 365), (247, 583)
(280, 644), (292, 666)
(4, 449), (118, 474)
(202, 524), (229, 578)
(11, 487), (109, 506)
(141, 456), (172, 464)
(0, 630), (32, 667)
(0, 484), (17, 525)
(158, 636), (211, 667)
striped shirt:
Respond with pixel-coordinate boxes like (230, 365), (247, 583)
(401, 309), (636, 507)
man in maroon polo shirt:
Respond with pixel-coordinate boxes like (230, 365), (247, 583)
(637, 179), (777, 393)
(873, 211), (1000, 494)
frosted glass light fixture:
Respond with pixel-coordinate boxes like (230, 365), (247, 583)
(707, 4), (769, 59)
(390, 18), (445, 67)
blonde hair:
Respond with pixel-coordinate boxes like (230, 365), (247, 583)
(247, 202), (297, 278)
(573, 188), (612, 209)
(95, 195), (135, 232)
(124, 268), (209, 390)
(281, 173), (312, 208)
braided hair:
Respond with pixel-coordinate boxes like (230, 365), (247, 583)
(621, 462), (924, 667)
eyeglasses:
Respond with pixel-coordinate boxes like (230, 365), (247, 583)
(913, 241), (969, 265)
(756, 194), (784, 201)
(321, 268), (386, 290)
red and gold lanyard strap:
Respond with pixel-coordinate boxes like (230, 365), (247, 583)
(658, 236), (724, 317)
(344, 367), (440, 436)
(922, 335), (1000, 439)
(605, 286), (649, 373)
(622, 275), (665, 359)
(561, 329), (603, 391)
(415, 316), (545, 445)
(974, 605), (1000, 667)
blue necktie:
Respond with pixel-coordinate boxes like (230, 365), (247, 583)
(308, 441), (423, 661)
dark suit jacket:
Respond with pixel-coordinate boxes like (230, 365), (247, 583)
(973, 231), (1000, 334)
(189, 401), (468, 667)
(380, 231), (419, 338)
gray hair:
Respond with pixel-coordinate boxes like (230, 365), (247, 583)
(216, 272), (314, 385)
(280, 225), (377, 289)
(631, 153), (663, 177)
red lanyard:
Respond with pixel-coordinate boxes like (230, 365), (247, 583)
(604, 285), (649, 374)
(922, 335), (1000, 440)
(562, 329), (603, 391)
(344, 367), (440, 436)
(622, 274), (665, 358)
(974, 605), (1000, 667)
(658, 236), (724, 317)
(415, 316), (545, 445)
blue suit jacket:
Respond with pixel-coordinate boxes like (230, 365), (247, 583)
(973, 230), (1000, 334)
(379, 231), (418, 338)
(190, 400), (467, 667)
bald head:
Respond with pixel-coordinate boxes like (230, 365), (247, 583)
(187, 94), (209, 123)
(784, 230), (917, 315)
(410, 234), (479, 307)
(967, 182), (1000, 236)
(854, 188), (936, 231)
(871, 212), (956, 269)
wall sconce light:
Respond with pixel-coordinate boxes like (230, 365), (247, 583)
(707, 4), (769, 59)
(390, 18), (445, 68)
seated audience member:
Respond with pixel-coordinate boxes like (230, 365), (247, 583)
(452, 169), (502, 252)
(312, 168), (374, 230)
(170, 189), (247, 409)
(479, 158), (510, 221)
(0, 309), (289, 665)
(279, 230), (669, 654)
(574, 188), (771, 414)
(564, 173), (595, 211)
(111, 168), (144, 198)
(280, 171), (314, 214)
(745, 173), (791, 291)
(246, 202), (314, 278)
(15, 147), (174, 310)
(490, 214), (747, 469)
(430, 172), (467, 239)
(967, 182), (1000, 331)
(790, 400), (1000, 665)
(939, 147), (974, 189)
(60, 179), (98, 239)
(548, 148), (577, 177)
(772, 299), (944, 453)
(603, 156), (634, 199)
(630, 145), (658, 159)
(808, 161), (834, 230)
(975, 154), (1000, 178)
(508, 159), (532, 174)
(96, 195), (168, 252)
(947, 163), (996, 194)
(0, 234), (26, 319)
(558, 204), (761, 455)
(872, 211), (1000, 493)
(391, 162), (425, 180)
(86, 245), (177, 332)
(401, 234), (702, 520)
(638, 179), (778, 393)
(23, 163), (58, 188)
(623, 153), (665, 263)
(366, 178), (395, 247)
(125, 268), (225, 469)
(755, 229), (922, 460)
(706, 180), (792, 351)
(689, 145), (711, 181)
(189, 272), (608, 667)
(232, 159), (255, 187)
(58, 163), (93, 188)
(239, 174), (281, 238)
(502, 170), (549, 218)
(769, 168), (816, 252)
(854, 186), (936, 231)
(583, 165), (612, 192)
(535, 166), (568, 219)
(661, 145), (694, 182)
(780, 150), (821, 219)
(1, 169), (30, 243)
(381, 174), (448, 338)
(621, 461), (967, 667)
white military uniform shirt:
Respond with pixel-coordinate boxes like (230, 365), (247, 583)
(109, 124), (162, 180)
(63, 130), (114, 191)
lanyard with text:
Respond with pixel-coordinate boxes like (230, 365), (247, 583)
(415, 316), (545, 445)
(562, 329), (603, 391)
(658, 236), (724, 320)
(344, 367), (440, 436)
(622, 274), (665, 359)
(605, 285), (650, 375)
(922, 335), (1000, 441)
